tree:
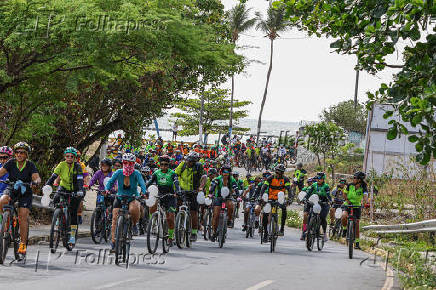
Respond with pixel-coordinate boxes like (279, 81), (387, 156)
(304, 121), (345, 171)
(171, 88), (251, 138)
(255, 5), (290, 144)
(321, 100), (367, 134)
(279, 0), (435, 164)
(227, 3), (257, 137)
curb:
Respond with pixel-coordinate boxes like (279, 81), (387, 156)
(28, 227), (92, 246)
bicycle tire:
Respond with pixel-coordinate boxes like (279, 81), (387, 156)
(115, 215), (124, 264)
(147, 212), (159, 254)
(203, 211), (210, 241)
(49, 208), (62, 254)
(123, 219), (130, 263)
(13, 215), (20, 260)
(0, 211), (11, 264)
(348, 220), (354, 259)
(162, 219), (170, 254)
(270, 214), (277, 253)
(306, 217), (315, 251)
(316, 219), (324, 251)
(175, 211), (186, 249)
(90, 208), (102, 244)
(218, 213), (226, 248)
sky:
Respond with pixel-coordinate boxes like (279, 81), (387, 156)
(219, 0), (405, 123)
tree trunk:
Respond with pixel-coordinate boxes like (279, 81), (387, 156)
(199, 90), (205, 145)
(316, 153), (321, 167)
(257, 38), (274, 145)
(229, 74), (234, 138)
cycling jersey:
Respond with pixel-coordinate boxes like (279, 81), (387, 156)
(293, 169), (307, 183)
(105, 169), (146, 198)
(174, 161), (204, 191)
(209, 175), (238, 198)
(2, 159), (38, 195)
(331, 186), (346, 204)
(344, 183), (368, 206)
(89, 170), (113, 191)
(0, 163), (8, 196)
(49, 161), (83, 192)
(146, 169), (180, 195)
(306, 182), (331, 202)
(264, 175), (291, 200)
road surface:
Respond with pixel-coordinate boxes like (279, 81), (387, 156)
(0, 218), (394, 290)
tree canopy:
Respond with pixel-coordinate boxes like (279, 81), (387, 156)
(321, 100), (367, 134)
(171, 88), (251, 137)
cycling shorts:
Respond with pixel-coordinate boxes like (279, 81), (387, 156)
(345, 206), (361, 219)
(4, 188), (32, 209)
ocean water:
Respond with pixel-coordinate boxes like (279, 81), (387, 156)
(142, 117), (301, 143)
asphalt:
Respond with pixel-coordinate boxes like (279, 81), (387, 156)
(1, 216), (393, 290)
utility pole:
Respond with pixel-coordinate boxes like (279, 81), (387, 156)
(199, 89), (205, 145)
(354, 59), (360, 110)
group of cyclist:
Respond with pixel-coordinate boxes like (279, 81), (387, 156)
(0, 137), (368, 259)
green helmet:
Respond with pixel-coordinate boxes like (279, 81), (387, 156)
(64, 147), (78, 156)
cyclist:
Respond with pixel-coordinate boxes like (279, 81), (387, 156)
(302, 172), (331, 242)
(45, 147), (85, 247)
(0, 146), (13, 196)
(89, 158), (114, 210)
(292, 163), (307, 194)
(209, 164), (238, 241)
(146, 155), (181, 246)
(105, 153), (146, 252)
(0, 142), (41, 255)
(242, 176), (262, 231)
(243, 173), (255, 189)
(341, 172), (368, 249)
(260, 164), (291, 239)
(174, 151), (207, 242)
(329, 178), (346, 226)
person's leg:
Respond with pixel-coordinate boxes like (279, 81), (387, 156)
(69, 196), (82, 244)
(226, 200), (234, 226)
(212, 206), (220, 234)
(280, 203), (287, 233)
(341, 210), (349, 237)
(129, 200), (140, 224)
(0, 194), (11, 214)
(18, 207), (30, 244)
(329, 207), (336, 226)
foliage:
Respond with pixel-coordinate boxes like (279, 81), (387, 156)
(171, 88), (251, 136)
(227, 2), (257, 43)
(279, 0), (435, 164)
(321, 100), (367, 134)
(286, 209), (303, 228)
(303, 121), (345, 170)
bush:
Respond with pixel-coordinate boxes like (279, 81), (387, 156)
(286, 210), (302, 228)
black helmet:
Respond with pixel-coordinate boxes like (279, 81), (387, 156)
(100, 158), (112, 167)
(159, 155), (170, 163)
(297, 162), (303, 168)
(186, 151), (199, 162)
(232, 171), (239, 177)
(317, 172), (326, 180)
(275, 164), (286, 173)
(353, 171), (366, 181)
(246, 173), (252, 178)
(113, 158), (122, 167)
(263, 171), (272, 178)
(208, 168), (217, 176)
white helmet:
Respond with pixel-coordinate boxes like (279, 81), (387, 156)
(122, 153), (136, 162)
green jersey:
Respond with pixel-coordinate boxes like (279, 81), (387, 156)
(344, 183), (368, 206)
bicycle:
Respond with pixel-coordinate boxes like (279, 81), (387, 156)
(114, 196), (133, 265)
(90, 190), (113, 244)
(329, 205), (343, 239)
(0, 180), (31, 264)
(216, 196), (235, 248)
(305, 196), (326, 252)
(245, 198), (257, 239)
(175, 190), (194, 249)
(137, 195), (149, 235)
(344, 205), (361, 259)
(262, 199), (281, 253)
(49, 190), (80, 253)
(203, 196), (213, 241)
(147, 194), (172, 254)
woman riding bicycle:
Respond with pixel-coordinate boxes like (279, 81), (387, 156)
(89, 158), (115, 208)
(105, 153), (146, 252)
(46, 147), (85, 247)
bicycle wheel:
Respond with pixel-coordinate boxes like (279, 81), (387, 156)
(218, 213), (226, 248)
(147, 212), (159, 254)
(13, 215), (20, 260)
(316, 221), (324, 251)
(123, 219), (131, 263)
(306, 218), (315, 251)
(162, 220), (170, 254)
(49, 208), (62, 254)
(90, 208), (103, 244)
(347, 220), (354, 259)
(270, 215), (277, 253)
(0, 211), (11, 264)
(175, 211), (186, 249)
(203, 210), (210, 240)
(185, 212), (192, 248)
(114, 215), (125, 265)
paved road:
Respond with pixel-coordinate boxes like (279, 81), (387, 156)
(0, 217), (392, 290)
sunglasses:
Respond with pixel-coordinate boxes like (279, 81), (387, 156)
(0, 156), (8, 160)
(65, 154), (75, 158)
(15, 151), (27, 155)
(160, 163), (169, 166)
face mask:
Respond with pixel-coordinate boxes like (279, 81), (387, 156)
(123, 162), (135, 176)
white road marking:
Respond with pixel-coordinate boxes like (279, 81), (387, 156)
(246, 280), (274, 290)
(94, 278), (141, 290)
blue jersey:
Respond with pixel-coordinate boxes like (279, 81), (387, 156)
(0, 163), (8, 196)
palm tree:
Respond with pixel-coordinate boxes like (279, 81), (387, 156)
(255, 6), (290, 144)
(227, 3), (256, 138)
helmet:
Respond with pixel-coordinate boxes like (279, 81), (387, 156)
(232, 171), (239, 177)
(113, 158), (122, 167)
(297, 162), (303, 168)
(159, 155), (170, 163)
(221, 163), (232, 171)
(14, 142), (31, 153)
(246, 173), (252, 178)
(64, 146), (78, 156)
(339, 178), (347, 184)
(275, 164), (286, 173)
(353, 171), (366, 181)
(186, 151), (199, 162)
(122, 153), (136, 162)
(0, 146), (13, 156)
(263, 171), (272, 178)
(100, 158), (112, 167)
(208, 168), (217, 176)
(307, 178), (314, 183)
(141, 166), (150, 173)
(316, 172), (326, 180)
(134, 162), (142, 170)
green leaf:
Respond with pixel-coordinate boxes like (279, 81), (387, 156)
(408, 135), (418, 142)
(387, 126), (398, 140)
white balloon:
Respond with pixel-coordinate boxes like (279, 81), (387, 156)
(298, 191), (307, 201)
(262, 193), (269, 202)
(148, 185), (159, 197)
(277, 191), (284, 200)
(205, 197), (212, 206)
(335, 208), (343, 219)
(197, 192), (205, 204)
(137, 186), (142, 194)
(42, 185), (53, 196)
(308, 194), (319, 204)
(313, 203), (322, 214)
(263, 203), (271, 213)
(239, 190), (244, 195)
(145, 197), (156, 207)
(293, 177), (298, 182)
(103, 177), (111, 188)
(41, 194), (51, 207)
(221, 187), (229, 198)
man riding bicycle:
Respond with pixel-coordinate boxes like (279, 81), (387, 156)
(0, 142), (41, 255)
(260, 164), (292, 238)
(341, 172), (368, 249)
(174, 151), (207, 242)
(329, 178), (346, 227)
(292, 163), (307, 193)
(146, 155), (181, 246)
(105, 153), (146, 252)
(46, 147), (85, 247)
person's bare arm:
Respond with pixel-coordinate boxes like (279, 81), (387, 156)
(0, 167), (7, 178)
